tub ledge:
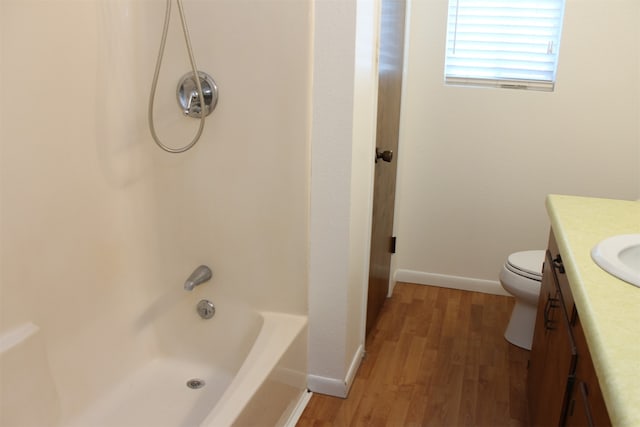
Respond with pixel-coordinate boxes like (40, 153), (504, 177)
(200, 311), (307, 427)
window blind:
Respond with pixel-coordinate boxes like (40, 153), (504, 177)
(444, 0), (566, 91)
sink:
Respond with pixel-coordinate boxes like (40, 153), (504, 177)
(591, 234), (640, 287)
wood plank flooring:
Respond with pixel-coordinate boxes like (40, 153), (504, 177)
(297, 283), (529, 426)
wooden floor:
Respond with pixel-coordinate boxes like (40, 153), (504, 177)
(297, 283), (529, 426)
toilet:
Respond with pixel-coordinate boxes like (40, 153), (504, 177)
(499, 250), (545, 350)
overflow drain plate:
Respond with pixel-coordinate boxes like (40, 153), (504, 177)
(186, 378), (205, 389)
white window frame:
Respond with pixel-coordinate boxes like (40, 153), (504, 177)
(444, 0), (566, 91)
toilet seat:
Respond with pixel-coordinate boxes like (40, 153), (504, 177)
(506, 250), (544, 281)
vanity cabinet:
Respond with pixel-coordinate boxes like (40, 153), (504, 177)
(528, 231), (611, 427)
(564, 311), (611, 426)
(528, 232), (576, 426)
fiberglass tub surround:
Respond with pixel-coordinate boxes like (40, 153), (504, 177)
(1, 0), (311, 425)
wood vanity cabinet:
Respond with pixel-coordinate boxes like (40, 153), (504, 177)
(528, 231), (611, 427)
(528, 232), (577, 426)
(564, 310), (611, 426)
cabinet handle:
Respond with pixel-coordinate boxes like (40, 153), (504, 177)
(579, 382), (595, 427)
(568, 398), (576, 417)
(543, 295), (559, 330)
(553, 254), (565, 274)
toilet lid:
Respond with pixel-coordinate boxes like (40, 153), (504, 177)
(507, 250), (545, 278)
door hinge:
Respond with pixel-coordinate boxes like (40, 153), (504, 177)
(390, 236), (397, 254)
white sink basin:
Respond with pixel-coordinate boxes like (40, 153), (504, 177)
(591, 234), (640, 287)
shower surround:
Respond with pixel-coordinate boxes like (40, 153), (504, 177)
(0, 0), (311, 424)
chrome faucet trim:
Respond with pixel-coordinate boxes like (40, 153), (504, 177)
(184, 265), (212, 291)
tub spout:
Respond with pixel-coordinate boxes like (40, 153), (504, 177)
(184, 265), (212, 291)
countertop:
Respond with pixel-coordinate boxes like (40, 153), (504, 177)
(546, 194), (640, 427)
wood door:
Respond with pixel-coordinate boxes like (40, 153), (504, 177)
(366, 0), (406, 336)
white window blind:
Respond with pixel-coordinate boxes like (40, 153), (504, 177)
(444, 0), (566, 91)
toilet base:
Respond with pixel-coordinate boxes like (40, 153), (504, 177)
(504, 300), (537, 350)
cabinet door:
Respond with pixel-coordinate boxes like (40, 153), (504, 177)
(566, 381), (595, 426)
(528, 252), (555, 416)
(565, 312), (611, 427)
(528, 250), (577, 426)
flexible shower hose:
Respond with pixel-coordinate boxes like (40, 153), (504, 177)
(148, 0), (205, 154)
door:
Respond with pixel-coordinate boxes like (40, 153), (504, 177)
(366, 0), (407, 336)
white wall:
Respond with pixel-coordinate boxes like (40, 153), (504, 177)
(308, 0), (379, 397)
(1, 0), (311, 421)
(308, 0), (357, 396)
(393, 0), (640, 291)
(347, 0), (380, 389)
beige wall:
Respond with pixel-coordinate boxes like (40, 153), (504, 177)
(1, 0), (310, 421)
(308, 0), (380, 397)
(393, 0), (640, 288)
(308, 0), (359, 395)
(347, 0), (380, 391)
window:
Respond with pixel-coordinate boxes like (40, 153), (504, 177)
(444, 0), (566, 91)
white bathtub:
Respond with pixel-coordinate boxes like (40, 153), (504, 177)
(0, 300), (308, 427)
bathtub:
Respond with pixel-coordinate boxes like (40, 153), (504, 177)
(0, 298), (308, 427)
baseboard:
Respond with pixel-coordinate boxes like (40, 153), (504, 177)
(307, 344), (365, 398)
(282, 389), (313, 427)
(344, 344), (364, 393)
(394, 269), (510, 296)
(307, 374), (347, 398)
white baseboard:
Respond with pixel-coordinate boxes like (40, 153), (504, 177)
(344, 344), (364, 392)
(307, 374), (346, 397)
(394, 269), (510, 297)
(307, 344), (365, 398)
(282, 389), (313, 427)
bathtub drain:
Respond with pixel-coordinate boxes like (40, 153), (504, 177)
(186, 378), (205, 389)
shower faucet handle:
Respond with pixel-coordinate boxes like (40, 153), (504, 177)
(185, 91), (201, 115)
(177, 71), (218, 119)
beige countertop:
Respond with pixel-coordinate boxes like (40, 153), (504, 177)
(546, 194), (640, 427)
